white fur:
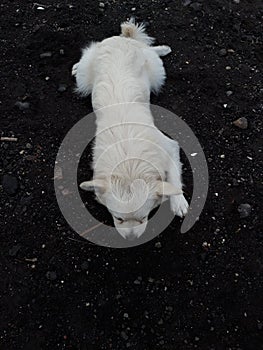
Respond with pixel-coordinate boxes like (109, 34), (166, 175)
(73, 19), (189, 240)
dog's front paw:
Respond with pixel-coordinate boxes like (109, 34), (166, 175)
(72, 63), (79, 76)
(170, 194), (189, 217)
(161, 45), (172, 55)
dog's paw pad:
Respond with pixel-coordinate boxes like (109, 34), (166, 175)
(72, 63), (79, 76)
(170, 194), (189, 217)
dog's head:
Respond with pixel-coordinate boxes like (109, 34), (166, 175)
(80, 177), (180, 240)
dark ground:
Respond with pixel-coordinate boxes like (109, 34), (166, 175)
(1, 0), (263, 349)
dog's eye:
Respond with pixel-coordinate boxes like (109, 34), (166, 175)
(115, 217), (124, 223)
(139, 216), (147, 224)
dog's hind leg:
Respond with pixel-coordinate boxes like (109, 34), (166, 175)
(72, 63), (79, 77)
(72, 42), (98, 96)
(152, 45), (171, 57)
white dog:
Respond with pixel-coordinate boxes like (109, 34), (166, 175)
(72, 19), (189, 240)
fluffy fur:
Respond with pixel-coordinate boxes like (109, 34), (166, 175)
(72, 19), (188, 240)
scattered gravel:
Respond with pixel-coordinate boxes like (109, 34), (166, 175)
(1, 1), (262, 349)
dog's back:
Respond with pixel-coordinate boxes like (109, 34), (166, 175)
(74, 19), (167, 109)
(76, 20), (189, 239)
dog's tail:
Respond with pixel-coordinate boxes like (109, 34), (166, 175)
(121, 18), (154, 45)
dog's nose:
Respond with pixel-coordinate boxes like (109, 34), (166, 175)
(116, 228), (137, 240)
(126, 231), (137, 241)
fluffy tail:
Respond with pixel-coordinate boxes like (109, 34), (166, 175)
(121, 18), (154, 45)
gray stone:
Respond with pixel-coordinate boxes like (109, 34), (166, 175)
(219, 49), (227, 57)
(46, 271), (57, 280)
(233, 117), (248, 129)
(40, 52), (52, 58)
(15, 101), (30, 111)
(57, 84), (67, 92)
(238, 204), (251, 218)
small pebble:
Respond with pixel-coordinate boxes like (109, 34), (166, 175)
(226, 90), (233, 96)
(15, 101), (30, 111)
(62, 188), (70, 196)
(233, 117), (248, 129)
(40, 52), (52, 59)
(190, 2), (202, 10)
(219, 48), (227, 57)
(155, 242), (162, 248)
(182, 0), (192, 6)
(9, 244), (22, 257)
(59, 49), (65, 55)
(81, 261), (89, 270)
(57, 84), (67, 92)
(54, 166), (63, 180)
(238, 204), (251, 218)
(46, 271), (57, 281)
(26, 143), (32, 149)
(99, 2), (105, 8)
(121, 331), (128, 340)
(37, 6), (45, 10)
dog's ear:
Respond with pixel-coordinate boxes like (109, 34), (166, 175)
(80, 179), (107, 193)
(156, 181), (183, 197)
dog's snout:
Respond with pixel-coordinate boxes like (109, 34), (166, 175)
(126, 231), (137, 241)
(116, 220), (148, 240)
(116, 227), (136, 240)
